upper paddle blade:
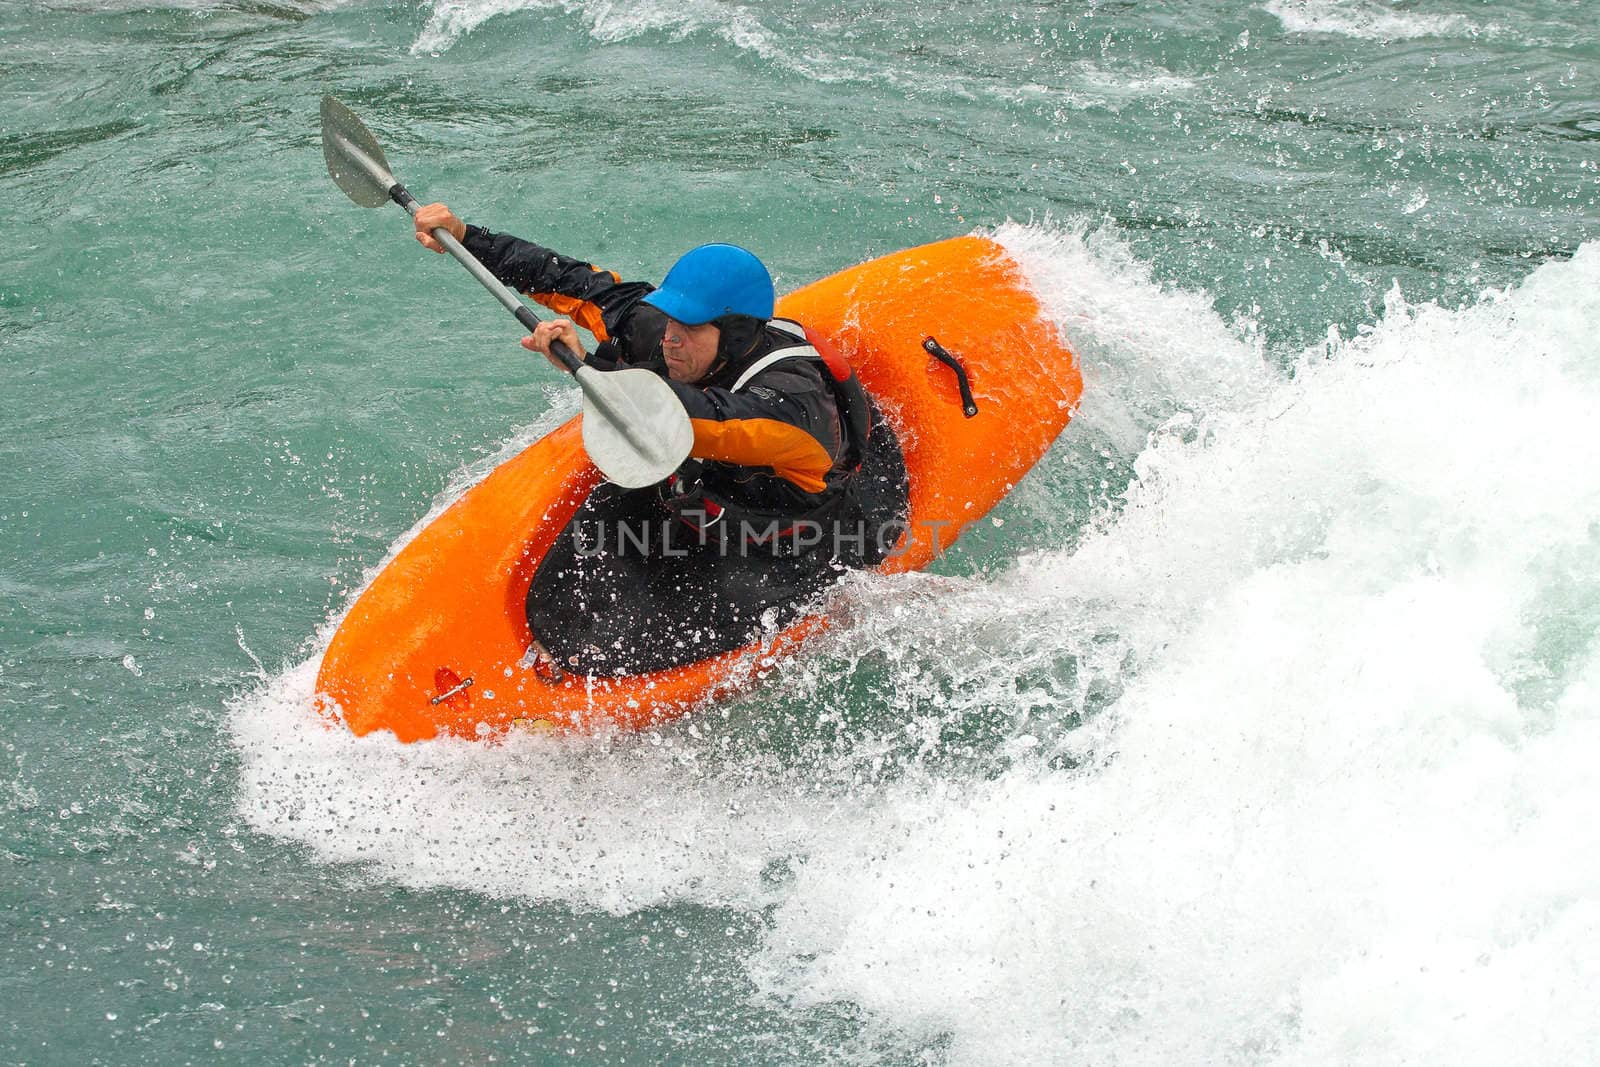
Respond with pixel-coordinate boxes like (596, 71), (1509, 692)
(577, 367), (695, 489)
(320, 95), (397, 208)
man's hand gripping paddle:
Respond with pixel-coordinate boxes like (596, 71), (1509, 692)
(319, 95), (693, 489)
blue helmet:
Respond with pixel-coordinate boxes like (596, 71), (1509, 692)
(642, 243), (775, 325)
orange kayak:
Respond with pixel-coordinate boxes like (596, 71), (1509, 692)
(315, 235), (1081, 741)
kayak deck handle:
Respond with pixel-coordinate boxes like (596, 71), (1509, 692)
(923, 337), (979, 417)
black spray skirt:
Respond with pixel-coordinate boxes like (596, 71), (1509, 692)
(526, 407), (909, 677)
(524, 482), (843, 676)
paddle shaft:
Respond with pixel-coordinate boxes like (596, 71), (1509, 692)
(384, 182), (586, 374)
(320, 95), (693, 486)
(379, 183), (677, 465)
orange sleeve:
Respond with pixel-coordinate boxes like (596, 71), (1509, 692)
(688, 417), (834, 494)
(530, 267), (621, 342)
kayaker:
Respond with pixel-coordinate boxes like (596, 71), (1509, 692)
(412, 204), (909, 678)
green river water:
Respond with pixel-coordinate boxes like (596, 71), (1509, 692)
(4, 0), (1600, 1062)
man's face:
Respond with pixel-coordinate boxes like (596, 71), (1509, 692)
(661, 318), (721, 383)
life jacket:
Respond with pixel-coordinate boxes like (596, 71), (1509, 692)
(666, 319), (878, 557)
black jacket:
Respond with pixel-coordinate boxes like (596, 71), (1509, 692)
(462, 226), (850, 523)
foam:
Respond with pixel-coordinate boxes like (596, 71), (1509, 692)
(410, 0), (827, 80)
(1264, 0), (1486, 42)
(232, 659), (831, 913)
(746, 241), (1600, 1062)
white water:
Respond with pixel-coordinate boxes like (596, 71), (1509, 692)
(1264, 0), (1486, 42)
(412, 0), (793, 68)
(233, 227), (1600, 1063)
(407, 0), (1209, 103)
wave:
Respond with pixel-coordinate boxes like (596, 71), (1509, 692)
(410, 0), (813, 75)
(407, 0), (1201, 108)
(1264, 0), (1488, 42)
(749, 236), (1600, 1062)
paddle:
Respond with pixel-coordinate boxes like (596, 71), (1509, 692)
(318, 95), (693, 489)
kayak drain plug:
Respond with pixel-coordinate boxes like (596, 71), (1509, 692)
(923, 337), (979, 417)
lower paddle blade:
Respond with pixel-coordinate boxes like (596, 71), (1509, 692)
(320, 96), (398, 208)
(577, 367), (694, 488)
